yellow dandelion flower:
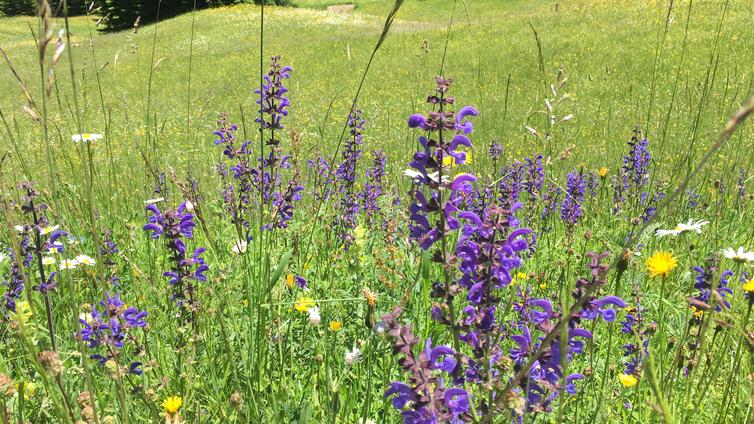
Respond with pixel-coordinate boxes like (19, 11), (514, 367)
(619, 374), (637, 388)
(162, 396), (182, 414)
(646, 251), (678, 278)
(294, 297), (315, 313)
(598, 167), (609, 178)
(329, 320), (343, 332)
(742, 278), (754, 294)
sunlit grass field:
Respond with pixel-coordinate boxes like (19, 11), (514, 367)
(1, 0), (754, 422)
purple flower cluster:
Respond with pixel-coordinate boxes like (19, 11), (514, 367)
(361, 149), (387, 223)
(387, 78), (626, 422)
(79, 292), (147, 375)
(1, 238), (31, 315)
(620, 303), (651, 377)
(144, 202), (208, 321)
(561, 170), (586, 226)
(382, 309), (471, 423)
(406, 76), (479, 251)
(334, 107), (365, 246)
(691, 260), (733, 314)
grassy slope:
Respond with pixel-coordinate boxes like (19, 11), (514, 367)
(0, 0), (752, 206)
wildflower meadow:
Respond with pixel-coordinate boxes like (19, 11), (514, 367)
(1, 0), (754, 423)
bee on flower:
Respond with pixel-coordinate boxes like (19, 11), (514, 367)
(655, 219), (709, 237)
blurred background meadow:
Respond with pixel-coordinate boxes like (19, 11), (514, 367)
(1, 0), (754, 422)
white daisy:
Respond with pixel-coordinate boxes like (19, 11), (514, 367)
(723, 247), (754, 264)
(656, 219), (709, 237)
(75, 255), (96, 267)
(40, 225), (59, 235)
(59, 258), (79, 270)
(42, 256), (56, 266)
(71, 133), (104, 143)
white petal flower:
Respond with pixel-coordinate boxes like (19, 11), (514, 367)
(59, 258), (79, 270)
(75, 255), (96, 266)
(402, 169), (449, 183)
(308, 306), (321, 326)
(0, 252), (8, 263)
(71, 133), (104, 143)
(42, 256), (57, 266)
(723, 247), (754, 264)
(656, 219), (708, 237)
(14, 225), (25, 233)
(344, 347), (362, 366)
(231, 240), (248, 255)
(40, 225), (59, 235)
(184, 200), (195, 212)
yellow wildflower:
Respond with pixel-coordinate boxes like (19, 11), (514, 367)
(442, 151), (472, 168)
(646, 251), (678, 278)
(286, 274), (294, 289)
(294, 297), (315, 313)
(162, 395), (183, 414)
(511, 272), (527, 285)
(598, 167), (608, 178)
(329, 320), (343, 332)
(619, 374), (637, 388)
(742, 278), (754, 294)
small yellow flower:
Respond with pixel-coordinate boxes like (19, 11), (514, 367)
(329, 320), (343, 332)
(646, 251), (678, 278)
(354, 225), (367, 247)
(511, 272), (527, 285)
(15, 381), (36, 399)
(294, 297), (315, 313)
(690, 306), (704, 319)
(619, 374), (638, 388)
(162, 395), (182, 414)
(742, 278), (754, 294)
(442, 151), (472, 168)
(598, 167), (609, 178)
(286, 274), (295, 289)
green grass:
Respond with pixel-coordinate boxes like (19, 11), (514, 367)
(0, 0), (754, 422)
